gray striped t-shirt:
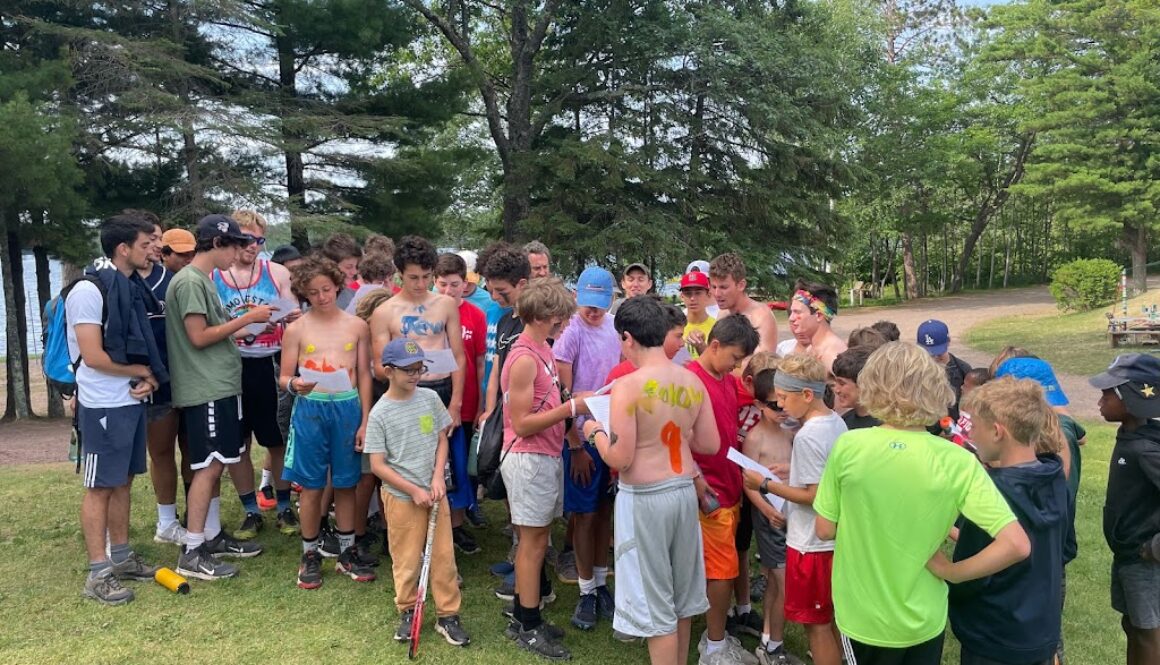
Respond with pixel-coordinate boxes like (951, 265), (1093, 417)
(363, 387), (452, 500)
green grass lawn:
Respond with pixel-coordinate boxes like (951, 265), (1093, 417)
(0, 428), (1126, 665)
(965, 290), (1160, 376)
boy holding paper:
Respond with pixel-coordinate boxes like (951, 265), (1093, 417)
(279, 256), (376, 589)
(582, 296), (721, 665)
(741, 366), (802, 665)
(744, 354), (846, 665)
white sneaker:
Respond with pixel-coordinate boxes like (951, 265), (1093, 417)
(697, 631), (759, 665)
(154, 522), (188, 545)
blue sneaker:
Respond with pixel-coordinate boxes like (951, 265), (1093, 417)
(595, 585), (615, 620)
(571, 592), (598, 630)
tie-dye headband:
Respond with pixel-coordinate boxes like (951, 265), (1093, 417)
(794, 290), (835, 322)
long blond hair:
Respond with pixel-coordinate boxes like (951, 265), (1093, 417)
(859, 342), (955, 427)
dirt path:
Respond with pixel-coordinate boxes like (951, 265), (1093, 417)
(0, 284), (1101, 467)
(819, 284), (1102, 420)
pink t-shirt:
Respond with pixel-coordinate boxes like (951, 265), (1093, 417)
(501, 334), (564, 457)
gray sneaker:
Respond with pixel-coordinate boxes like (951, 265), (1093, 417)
(205, 532), (263, 558)
(83, 570), (134, 605)
(698, 631), (760, 665)
(177, 544), (238, 581)
(111, 552), (159, 581)
(756, 645), (806, 665)
(556, 549), (578, 585)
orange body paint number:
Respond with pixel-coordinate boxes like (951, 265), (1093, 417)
(661, 421), (683, 474)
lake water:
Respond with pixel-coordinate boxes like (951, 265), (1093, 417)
(0, 253), (64, 357)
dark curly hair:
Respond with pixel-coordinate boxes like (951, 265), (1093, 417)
(291, 256), (346, 301)
(393, 235), (438, 274)
(479, 241), (531, 285)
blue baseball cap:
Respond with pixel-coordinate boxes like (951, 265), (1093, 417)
(995, 357), (1069, 407)
(917, 319), (950, 356)
(381, 338), (429, 368)
(576, 266), (615, 310)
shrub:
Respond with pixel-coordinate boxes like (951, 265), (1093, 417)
(1050, 259), (1121, 312)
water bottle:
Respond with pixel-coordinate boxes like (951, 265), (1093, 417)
(68, 425), (79, 463)
(154, 567), (190, 594)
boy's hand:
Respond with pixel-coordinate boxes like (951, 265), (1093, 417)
(925, 550), (956, 582)
(769, 463), (790, 480)
(686, 330), (707, 354)
(569, 447), (594, 486)
(430, 477), (446, 503)
(354, 425), (367, 453)
(283, 307), (303, 324)
(243, 304), (275, 325)
(293, 378), (317, 395)
(694, 476), (719, 514)
(756, 501), (786, 529)
(409, 486), (434, 507)
(477, 408), (493, 427)
(743, 469), (765, 492)
(448, 404), (462, 430)
(129, 380), (154, 401)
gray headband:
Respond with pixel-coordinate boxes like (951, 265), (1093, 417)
(774, 372), (827, 395)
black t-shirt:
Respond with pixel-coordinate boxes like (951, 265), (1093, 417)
(842, 410), (881, 431)
(495, 311), (526, 373)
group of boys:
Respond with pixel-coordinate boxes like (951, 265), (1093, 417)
(66, 211), (1160, 665)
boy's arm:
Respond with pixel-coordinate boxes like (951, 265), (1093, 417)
(278, 321), (302, 392)
(73, 324), (153, 381)
(508, 356), (585, 437)
(370, 455), (433, 508)
(184, 309), (270, 349)
(481, 361), (500, 425)
(429, 428), (449, 502)
(755, 477), (819, 506)
(815, 516), (836, 540)
(445, 300), (465, 427)
(355, 321), (373, 452)
(588, 379), (635, 470)
(369, 306), (391, 382)
(926, 520), (1030, 583)
(689, 378), (721, 456)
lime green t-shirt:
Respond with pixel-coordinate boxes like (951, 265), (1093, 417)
(813, 426), (1016, 648)
(684, 316), (716, 359)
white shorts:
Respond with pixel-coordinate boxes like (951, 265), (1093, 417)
(500, 452), (563, 528)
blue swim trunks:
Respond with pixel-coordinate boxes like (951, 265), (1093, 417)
(283, 389), (362, 489)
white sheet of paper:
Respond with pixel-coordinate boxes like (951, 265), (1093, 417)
(422, 347), (459, 374)
(594, 380), (616, 396)
(300, 367), (353, 392)
(584, 395), (612, 432)
(268, 297), (300, 323)
(726, 448), (786, 512)
(244, 322), (268, 336)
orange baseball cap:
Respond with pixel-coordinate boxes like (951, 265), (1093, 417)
(161, 228), (196, 253)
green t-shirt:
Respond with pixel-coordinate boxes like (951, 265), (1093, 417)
(165, 266), (241, 408)
(813, 426), (1016, 648)
(1059, 415), (1085, 498)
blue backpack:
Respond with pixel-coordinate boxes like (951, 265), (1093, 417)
(42, 276), (105, 398)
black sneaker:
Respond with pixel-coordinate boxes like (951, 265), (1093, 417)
(356, 533), (382, 567)
(177, 544), (238, 580)
(494, 572), (516, 601)
(367, 510), (386, 536)
(571, 593), (598, 630)
(750, 573), (768, 603)
(466, 505), (488, 528)
(595, 585), (615, 620)
(276, 507), (301, 536)
(516, 624), (571, 661)
(205, 531), (263, 558)
(394, 608), (415, 642)
(298, 550), (323, 590)
(319, 523), (341, 558)
(336, 546), (377, 582)
(453, 526), (481, 555)
(726, 609), (764, 639)
(234, 511), (263, 541)
(436, 615), (471, 646)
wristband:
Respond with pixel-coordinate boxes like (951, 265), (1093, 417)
(569, 398), (577, 418)
(760, 478), (771, 495)
(587, 428), (606, 446)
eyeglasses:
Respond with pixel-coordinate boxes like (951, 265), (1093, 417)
(760, 399), (782, 411)
(390, 365), (425, 377)
(246, 236), (266, 246)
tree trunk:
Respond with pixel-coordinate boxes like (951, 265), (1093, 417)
(989, 242), (996, 290)
(901, 232), (918, 299)
(1126, 223), (1148, 294)
(919, 231), (929, 297)
(975, 236), (983, 289)
(276, 27), (308, 250)
(1003, 231), (1012, 288)
(888, 237), (901, 300)
(870, 235), (879, 295)
(1, 214), (31, 420)
(34, 246), (64, 418)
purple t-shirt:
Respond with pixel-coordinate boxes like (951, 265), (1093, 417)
(554, 312), (621, 426)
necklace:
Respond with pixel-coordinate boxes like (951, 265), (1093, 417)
(227, 260), (258, 306)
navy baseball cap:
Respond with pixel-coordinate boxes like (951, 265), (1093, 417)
(195, 214), (251, 243)
(576, 266), (615, 310)
(381, 339), (429, 368)
(917, 319), (950, 356)
(995, 357), (1069, 407)
(1090, 353), (1160, 419)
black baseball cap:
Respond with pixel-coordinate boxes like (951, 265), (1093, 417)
(1090, 353), (1160, 419)
(271, 245), (302, 265)
(195, 214), (251, 243)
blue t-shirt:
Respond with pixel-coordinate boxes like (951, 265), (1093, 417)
(142, 263), (174, 405)
(482, 300), (510, 397)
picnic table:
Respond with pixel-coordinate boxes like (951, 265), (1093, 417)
(1107, 314), (1160, 347)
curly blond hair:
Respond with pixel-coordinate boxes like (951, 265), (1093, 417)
(859, 342), (954, 427)
(776, 353), (827, 384)
(516, 277), (576, 323)
(962, 376), (1065, 454)
(231, 209), (267, 233)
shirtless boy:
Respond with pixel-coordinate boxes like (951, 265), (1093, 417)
(370, 236), (465, 426)
(582, 295), (721, 665)
(279, 257), (376, 589)
(709, 253), (777, 354)
(784, 282), (846, 372)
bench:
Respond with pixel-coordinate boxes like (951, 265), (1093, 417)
(1107, 315), (1160, 347)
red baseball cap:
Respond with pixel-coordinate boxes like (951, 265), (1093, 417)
(680, 271), (710, 290)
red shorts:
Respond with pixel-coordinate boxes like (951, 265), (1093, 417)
(784, 548), (834, 625)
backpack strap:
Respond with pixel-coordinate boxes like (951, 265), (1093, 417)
(61, 275), (108, 369)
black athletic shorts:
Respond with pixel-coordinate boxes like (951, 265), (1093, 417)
(735, 496), (754, 552)
(241, 355), (284, 448)
(182, 395), (243, 470)
(420, 376), (453, 408)
(841, 632), (945, 665)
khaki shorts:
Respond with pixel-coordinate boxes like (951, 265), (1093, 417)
(500, 452), (563, 528)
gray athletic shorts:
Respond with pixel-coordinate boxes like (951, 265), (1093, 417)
(1112, 559), (1160, 629)
(753, 507), (787, 570)
(501, 452), (563, 528)
(613, 477), (710, 638)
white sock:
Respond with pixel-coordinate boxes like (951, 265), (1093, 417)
(762, 636), (783, 652)
(205, 497), (222, 540)
(593, 566), (609, 587)
(578, 576), (597, 595)
(260, 469), (272, 489)
(157, 503), (178, 530)
(184, 531), (205, 553)
(706, 637), (726, 655)
(735, 603), (752, 616)
(368, 490), (381, 516)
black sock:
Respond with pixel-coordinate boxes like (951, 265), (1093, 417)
(512, 593), (523, 624)
(540, 564), (553, 598)
(521, 604), (543, 631)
